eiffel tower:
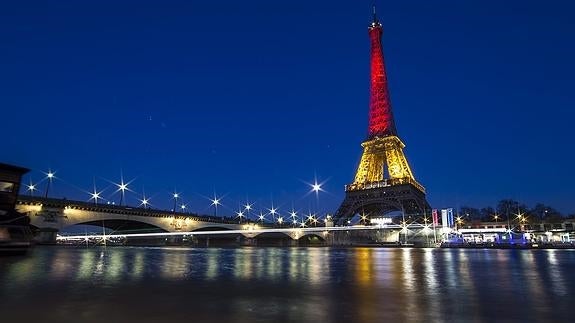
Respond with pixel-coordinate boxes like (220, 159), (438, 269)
(334, 8), (430, 224)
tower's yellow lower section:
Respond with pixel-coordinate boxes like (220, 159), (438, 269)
(349, 136), (424, 192)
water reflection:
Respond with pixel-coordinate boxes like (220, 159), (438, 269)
(546, 249), (567, 296)
(1, 247), (574, 322)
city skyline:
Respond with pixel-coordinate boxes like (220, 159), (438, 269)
(2, 0), (574, 215)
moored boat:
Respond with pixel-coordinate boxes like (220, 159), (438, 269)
(0, 163), (33, 256)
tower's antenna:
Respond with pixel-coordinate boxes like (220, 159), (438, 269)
(372, 5), (379, 24)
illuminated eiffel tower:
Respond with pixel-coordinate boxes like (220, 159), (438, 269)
(334, 8), (430, 224)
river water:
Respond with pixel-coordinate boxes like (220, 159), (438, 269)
(1, 246), (574, 322)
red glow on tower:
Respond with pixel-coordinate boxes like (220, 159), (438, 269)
(368, 10), (397, 139)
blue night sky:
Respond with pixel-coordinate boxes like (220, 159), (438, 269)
(1, 0), (574, 216)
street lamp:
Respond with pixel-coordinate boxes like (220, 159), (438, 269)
(210, 194), (221, 219)
(493, 213), (500, 223)
(290, 210), (298, 227)
(360, 211), (368, 225)
(89, 178), (103, 205)
(244, 202), (253, 221)
(456, 216), (464, 227)
(258, 211), (265, 223)
(44, 170), (55, 198)
(236, 207), (244, 224)
(90, 191), (102, 205)
(26, 179), (37, 197)
(269, 206), (278, 222)
(117, 182), (128, 206)
(172, 192), (179, 213)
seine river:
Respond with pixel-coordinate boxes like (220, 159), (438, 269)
(1, 246), (574, 322)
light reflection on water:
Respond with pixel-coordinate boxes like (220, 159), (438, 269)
(1, 247), (575, 322)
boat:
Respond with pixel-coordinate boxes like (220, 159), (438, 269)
(0, 222), (34, 255)
(0, 163), (33, 256)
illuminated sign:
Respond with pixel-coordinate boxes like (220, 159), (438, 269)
(371, 217), (392, 225)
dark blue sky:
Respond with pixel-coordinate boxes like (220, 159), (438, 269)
(2, 0), (574, 216)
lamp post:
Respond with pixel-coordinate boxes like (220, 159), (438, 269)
(244, 202), (252, 221)
(141, 198), (150, 209)
(258, 211), (265, 223)
(210, 194), (221, 219)
(118, 182), (128, 206)
(290, 210), (298, 228)
(44, 170), (55, 198)
(26, 179), (37, 197)
(172, 192), (179, 213)
(236, 204), (244, 224)
(311, 179), (323, 222)
(90, 178), (102, 205)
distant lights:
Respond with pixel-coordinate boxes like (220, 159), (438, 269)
(371, 217), (392, 225)
(211, 198), (221, 206)
(312, 183), (322, 193)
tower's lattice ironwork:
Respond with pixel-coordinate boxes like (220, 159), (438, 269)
(334, 9), (430, 224)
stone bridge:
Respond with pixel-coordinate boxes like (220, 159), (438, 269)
(16, 197), (328, 244)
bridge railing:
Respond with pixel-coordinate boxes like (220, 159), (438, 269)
(17, 196), (255, 225)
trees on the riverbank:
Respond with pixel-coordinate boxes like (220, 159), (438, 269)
(457, 200), (571, 223)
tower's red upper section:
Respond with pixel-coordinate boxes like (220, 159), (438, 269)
(367, 12), (397, 139)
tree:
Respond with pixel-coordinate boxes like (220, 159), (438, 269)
(496, 199), (528, 221)
(459, 206), (481, 221)
(530, 203), (562, 222)
(480, 207), (496, 222)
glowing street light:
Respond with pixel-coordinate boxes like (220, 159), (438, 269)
(305, 176), (328, 220)
(116, 181), (129, 206)
(139, 188), (150, 209)
(26, 179), (37, 197)
(244, 201), (253, 220)
(172, 191), (180, 213)
(89, 178), (103, 205)
(290, 210), (298, 227)
(277, 217), (284, 225)
(180, 204), (187, 212)
(269, 205), (278, 222)
(140, 198), (150, 209)
(112, 173), (134, 206)
(455, 216), (464, 229)
(90, 191), (102, 205)
(236, 206), (245, 224)
(258, 211), (266, 222)
(44, 170), (55, 198)
(311, 182), (322, 194)
(210, 193), (221, 218)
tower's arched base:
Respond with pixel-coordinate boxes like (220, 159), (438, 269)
(333, 183), (430, 225)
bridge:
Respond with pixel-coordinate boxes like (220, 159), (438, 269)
(16, 196), (439, 246)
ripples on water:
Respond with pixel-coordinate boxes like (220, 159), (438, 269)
(1, 247), (574, 322)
